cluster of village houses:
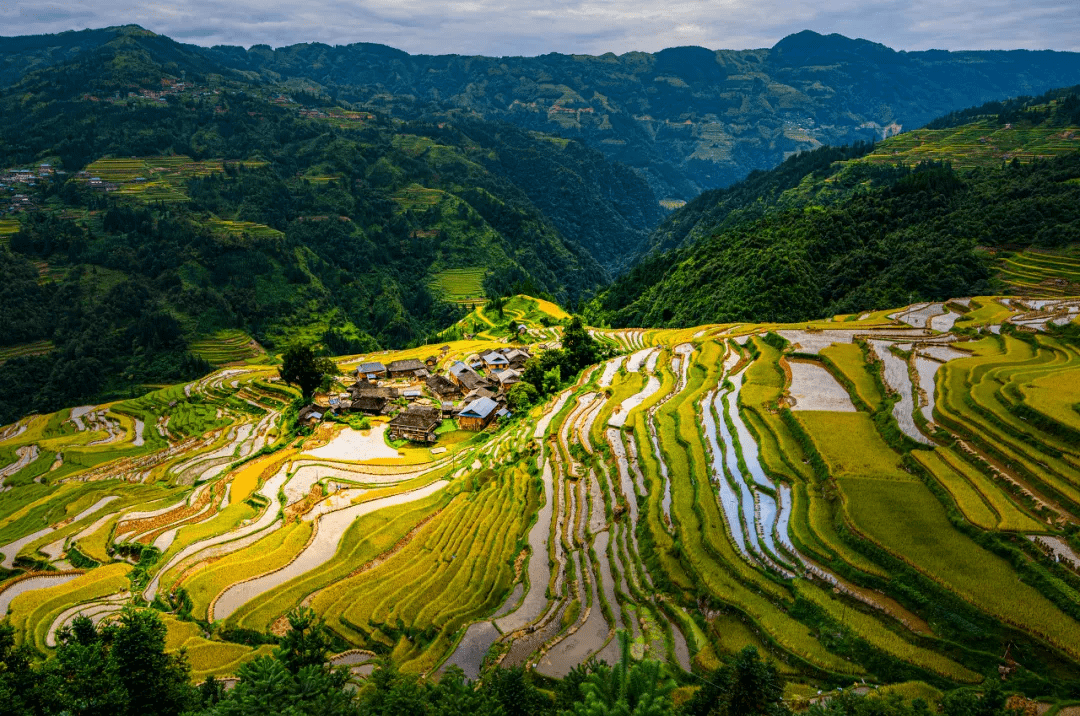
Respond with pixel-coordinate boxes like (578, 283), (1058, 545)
(1, 164), (56, 214)
(299, 345), (532, 443)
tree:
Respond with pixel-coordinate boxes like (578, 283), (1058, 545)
(562, 316), (599, 371)
(507, 381), (538, 411)
(280, 343), (336, 401)
(203, 611), (356, 716)
(275, 607), (335, 674)
(681, 646), (787, 716)
(0, 622), (37, 716)
(570, 631), (675, 716)
(34, 608), (196, 716)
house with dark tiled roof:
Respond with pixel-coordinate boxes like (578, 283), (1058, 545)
(349, 380), (399, 401)
(493, 368), (521, 391)
(388, 358), (425, 378)
(426, 374), (462, 400)
(349, 396), (390, 415)
(356, 362), (387, 380)
(388, 404), (442, 442)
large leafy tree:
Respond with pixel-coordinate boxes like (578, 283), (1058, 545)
(279, 344), (336, 401)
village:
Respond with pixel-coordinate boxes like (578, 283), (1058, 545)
(0, 163), (56, 214)
(299, 343), (533, 445)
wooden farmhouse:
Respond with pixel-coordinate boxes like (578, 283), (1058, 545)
(458, 397), (499, 431)
(426, 374), (462, 401)
(388, 404), (442, 442)
(387, 358), (425, 379)
(349, 396), (389, 415)
(356, 361), (387, 380)
(481, 351), (510, 370)
(448, 361), (491, 392)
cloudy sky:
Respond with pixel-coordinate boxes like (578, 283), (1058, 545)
(2, 0), (1078, 56)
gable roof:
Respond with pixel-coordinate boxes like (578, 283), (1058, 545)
(459, 397), (499, 420)
(426, 374), (461, 397)
(482, 351), (509, 364)
(389, 404), (442, 430)
(349, 382), (399, 399)
(358, 361), (386, 374)
(388, 358), (425, 372)
(350, 396), (388, 412)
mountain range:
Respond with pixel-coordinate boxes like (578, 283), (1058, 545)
(6, 26), (1080, 203)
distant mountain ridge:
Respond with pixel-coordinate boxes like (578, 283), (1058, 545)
(4, 26), (1080, 202)
(586, 86), (1080, 327)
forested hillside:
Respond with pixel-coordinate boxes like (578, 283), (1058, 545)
(0, 31), (646, 422)
(5, 27), (1080, 203)
(588, 89), (1080, 327)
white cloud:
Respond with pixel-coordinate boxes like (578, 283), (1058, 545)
(1, 0), (1077, 54)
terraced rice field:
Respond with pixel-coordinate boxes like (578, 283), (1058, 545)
(0, 340), (54, 363)
(855, 123), (1080, 170)
(189, 330), (265, 365)
(0, 218), (19, 244)
(4, 295), (1080, 688)
(999, 249), (1080, 296)
(429, 268), (487, 306)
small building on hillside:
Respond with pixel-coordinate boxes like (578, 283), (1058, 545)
(482, 351), (510, 370)
(357, 362), (387, 380)
(503, 349), (531, 369)
(493, 368), (521, 392)
(448, 361), (491, 392)
(402, 389), (423, 401)
(463, 387), (499, 404)
(388, 404), (442, 442)
(350, 396), (390, 415)
(458, 397), (499, 431)
(424, 355), (439, 368)
(298, 405), (324, 427)
(426, 374), (462, 401)
(349, 381), (399, 401)
(388, 358), (425, 378)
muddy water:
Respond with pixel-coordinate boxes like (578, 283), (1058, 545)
(536, 552), (606, 678)
(442, 621), (500, 679)
(714, 391), (760, 555)
(870, 340), (933, 445)
(494, 459), (556, 634)
(726, 373), (773, 489)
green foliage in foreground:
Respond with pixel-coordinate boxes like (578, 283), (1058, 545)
(0, 606), (1036, 716)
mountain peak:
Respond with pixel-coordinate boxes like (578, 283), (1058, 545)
(771, 30), (895, 60)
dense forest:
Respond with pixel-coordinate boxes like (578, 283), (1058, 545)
(587, 153), (1080, 327)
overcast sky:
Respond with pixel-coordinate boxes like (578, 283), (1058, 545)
(2, 0), (1078, 56)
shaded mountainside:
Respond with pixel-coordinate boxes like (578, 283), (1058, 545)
(588, 90), (1080, 328)
(5, 27), (1080, 205)
(0, 35), (643, 422)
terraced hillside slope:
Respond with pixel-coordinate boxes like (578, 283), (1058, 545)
(0, 31), (657, 424)
(590, 88), (1080, 327)
(3, 293), (1080, 696)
